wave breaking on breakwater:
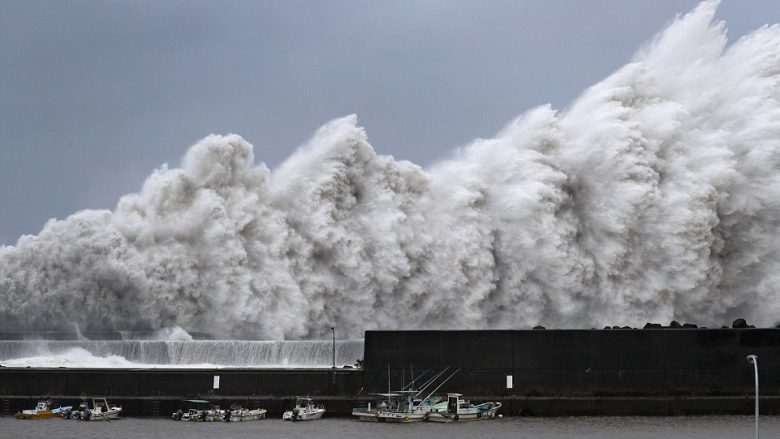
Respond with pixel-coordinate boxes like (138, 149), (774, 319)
(1, 1), (779, 338)
(0, 339), (364, 368)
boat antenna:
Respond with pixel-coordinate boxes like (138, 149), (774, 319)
(411, 364), (415, 391)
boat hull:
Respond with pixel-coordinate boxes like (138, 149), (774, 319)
(15, 410), (54, 420)
(83, 408), (122, 421)
(427, 402), (501, 423)
(352, 411), (379, 422)
(377, 412), (426, 423)
(15, 401), (71, 420)
(192, 412), (224, 422)
(226, 409), (266, 421)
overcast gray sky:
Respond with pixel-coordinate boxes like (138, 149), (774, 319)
(1, 0), (778, 245)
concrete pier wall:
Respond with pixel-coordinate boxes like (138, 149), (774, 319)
(362, 329), (780, 396)
(0, 368), (362, 397)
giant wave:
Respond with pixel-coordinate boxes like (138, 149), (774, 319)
(1, 1), (779, 339)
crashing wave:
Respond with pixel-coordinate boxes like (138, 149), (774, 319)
(1, 1), (779, 338)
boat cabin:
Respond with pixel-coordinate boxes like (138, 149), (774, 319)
(446, 393), (473, 414)
(295, 397), (315, 409)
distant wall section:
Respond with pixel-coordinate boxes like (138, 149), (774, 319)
(362, 329), (780, 396)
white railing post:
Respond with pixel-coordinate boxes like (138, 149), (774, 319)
(331, 326), (336, 385)
(746, 354), (759, 439)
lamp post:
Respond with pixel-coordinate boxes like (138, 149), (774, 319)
(747, 354), (759, 439)
(331, 326), (336, 385)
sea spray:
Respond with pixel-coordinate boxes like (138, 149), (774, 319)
(1, 1), (779, 338)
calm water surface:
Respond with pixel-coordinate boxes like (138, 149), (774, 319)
(1, 416), (777, 439)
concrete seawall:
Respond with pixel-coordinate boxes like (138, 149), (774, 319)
(1, 328), (778, 416)
(363, 329), (780, 397)
(0, 368), (362, 397)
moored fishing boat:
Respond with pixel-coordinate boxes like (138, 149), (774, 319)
(194, 404), (225, 422)
(352, 367), (455, 422)
(282, 397), (325, 421)
(223, 405), (267, 421)
(353, 392), (434, 422)
(172, 400), (210, 421)
(426, 393), (501, 422)
(173, 400), (253, 421)
(15, 400), (71, 420)
(63, 398), (122, 421)
(376, 391), (441, 423)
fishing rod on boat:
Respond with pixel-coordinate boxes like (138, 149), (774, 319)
(421, 368), (461, 403)
(401, 367), (432, 391)
(414, 367), (450, 397)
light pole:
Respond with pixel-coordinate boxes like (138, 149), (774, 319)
(331, 326), (336, 385)
(747, 354), (759, 439)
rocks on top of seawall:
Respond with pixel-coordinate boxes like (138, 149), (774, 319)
(530, 318), (768, 330)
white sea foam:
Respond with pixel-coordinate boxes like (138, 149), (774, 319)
(0, 339), (364, 368)
(1, 1), (778, 338)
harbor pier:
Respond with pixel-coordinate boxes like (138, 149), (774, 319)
(1, 328), (778, 416)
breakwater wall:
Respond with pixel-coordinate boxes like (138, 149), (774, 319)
(363, 329), (780, 397)
(0, 368), (362, 397)
(1, 328), (779, 416)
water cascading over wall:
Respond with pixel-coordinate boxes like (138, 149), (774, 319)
(0, 339), (364, 368)
(1, 0), (779, 339)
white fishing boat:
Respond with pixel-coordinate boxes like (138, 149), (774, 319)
(172, 408), (200, 421)
(282, 397), (325, 421)
(353, 393), (427, 422)
(427, 393), (501, 422)
(224, 406), (267, 422)
(173, 400), (251, 422)
(377, 392), (441, 422)
(194, 405), (225, 422)
(65, 398), (122, 421)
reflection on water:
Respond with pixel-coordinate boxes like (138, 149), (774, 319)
(1, 416), (778, 439)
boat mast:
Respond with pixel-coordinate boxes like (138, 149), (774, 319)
(387, 363), (391, 408)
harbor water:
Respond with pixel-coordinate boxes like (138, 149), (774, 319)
(1, 416), (778, 439)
